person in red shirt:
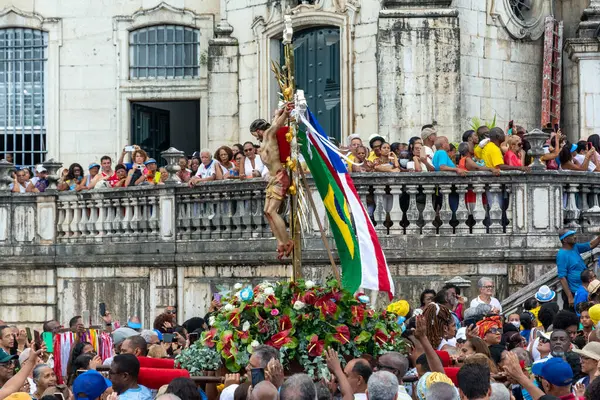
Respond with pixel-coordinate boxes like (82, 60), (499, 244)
(504, 136), (524, 167)
(90, 156), (119, 188)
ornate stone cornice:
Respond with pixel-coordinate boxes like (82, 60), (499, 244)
(381, 0), (452, 8)
(564, 37), (600, 62)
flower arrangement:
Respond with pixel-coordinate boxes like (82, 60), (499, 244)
(193, 279), (406, 378)
(175, 344), (223, 374)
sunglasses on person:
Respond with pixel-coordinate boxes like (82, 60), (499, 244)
(166, 309), (177, 315)
(487, 328), (502, 334)
(244, 148), (254, 153)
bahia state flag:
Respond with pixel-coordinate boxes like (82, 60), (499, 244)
(297, 108), (394, 299)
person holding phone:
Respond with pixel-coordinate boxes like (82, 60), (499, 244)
(125, 149), (149, 187)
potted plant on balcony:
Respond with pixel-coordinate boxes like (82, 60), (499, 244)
(176, 279), (406, 379)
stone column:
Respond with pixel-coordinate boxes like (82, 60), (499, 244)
(207, 19), (240, 150)
(564, 2), (600, 138)
(377, 0), (460, 142)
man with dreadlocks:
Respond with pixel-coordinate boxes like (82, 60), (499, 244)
(421, 303), (457, 351)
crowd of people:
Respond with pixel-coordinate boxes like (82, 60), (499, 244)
(1, 249), (600, 400)
(4, 121), (600, 194)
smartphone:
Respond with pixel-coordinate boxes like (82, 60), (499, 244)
(54, 393), (65, 400)
(251, 368), (265, 386)
(589, 142), (594, 150)
(82, 310), (90, 327)
(125, 145), (135, 152)
(26, 328), (32, 342)
(189, 332), (199, 345)
(213, 293), (222, 303)
(41, 331), (54, 353)
(554, 123), (559, 132)
(34, 330), (41, 350)
(99, 303), (106, 317)
(163, 333), (174, 343)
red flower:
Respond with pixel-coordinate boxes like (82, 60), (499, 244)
(236, 330), (249, 341)
(307, 334), (324, 357)
(374, 329), (389, 346)
(315, 295), (337, 317)
(332, 325), (351, 345)
(351, 305), (365, 326)
(267, 329), (292, 349)
(265, 295), (279, 309)
(255, 317), (269, 334)
(228, 309), (241, 328)
(302, 291), (317, 305)
(279, 315), (293, 331)
(203, 328), (217, 348)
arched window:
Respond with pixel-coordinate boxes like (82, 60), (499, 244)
(129, 25), (200, 79)
(0, 28), (48, 167)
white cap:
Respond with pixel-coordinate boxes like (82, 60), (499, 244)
(456, 327), (467, 341)
(36, 165), (47, 173)
(346, 133), (362, 145)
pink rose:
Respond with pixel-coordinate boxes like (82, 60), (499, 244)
(270, 309), (280, 316)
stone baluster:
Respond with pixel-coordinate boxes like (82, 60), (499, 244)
(112, 198), (123, 237)
(148, 196), (160, 236)
(196, 194), (210, 240)
(90, 198), (106, 238)
(438, 184), (453, 235)
(405, 184), (421, 234)
(204, 192), (217, 239)
(121, 198), (133, 237)
(504, 185), (513, 234)
(189, 194), (203, 238)
(373, 184), (387, 234)
(178, 195), (191, 239)
(454, 184), (470, 234)
(581, 185), (591, 214)
(86, 199), (97, 237)
(592, 185), (600, 209)
(356, 185), (369, 210)
(239, 189), (252, 238)
(220, 192), (233, 239)
(68, 201), (81, 239)
(138, 197), (149, 235)
(62, 201), (74, 239)
(56, 201), (66, 239)
(471, 183), (487, 234)
(564, 184), (581, 227)
(488, 183), (503, 234)
(129, 198), (140, 233)
(252, 189), (265, 237)
(421, 184), (436, 235)
(230, 190), (243, 239)
(102, 199), (113, 237)
(388, 185), (404, 234)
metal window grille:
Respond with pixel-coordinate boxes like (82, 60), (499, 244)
(129, 25), (200, 79)
(0, 28), (48, 168)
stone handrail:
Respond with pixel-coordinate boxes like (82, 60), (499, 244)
(3, 170), (600, 246)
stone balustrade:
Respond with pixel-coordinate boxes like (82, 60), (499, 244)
(3, 164), (600, 327)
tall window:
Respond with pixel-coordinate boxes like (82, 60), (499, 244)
(129, 25), (200, 79)
(0, 28), (48, 167)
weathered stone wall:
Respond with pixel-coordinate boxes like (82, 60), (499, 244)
(453, 0), (543, 134)
(377, 7), (461, 142)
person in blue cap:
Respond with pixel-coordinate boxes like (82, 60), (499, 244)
(531, 357), (574, 399)
(85, 163), (101, 188)
(73, 369), (112, 400)
(556, 229), (600, 309)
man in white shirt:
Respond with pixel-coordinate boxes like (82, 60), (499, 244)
(420, 126), (436, 171)
(190, 150), (216, 185)
(470, 277), (502, 314)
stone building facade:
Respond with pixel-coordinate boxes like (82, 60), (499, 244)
(1, 0), (599, 169)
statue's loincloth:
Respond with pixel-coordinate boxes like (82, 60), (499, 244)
(266, 169), (290, 201)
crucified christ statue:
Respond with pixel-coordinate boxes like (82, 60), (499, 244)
(249, 107), (293, 259)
